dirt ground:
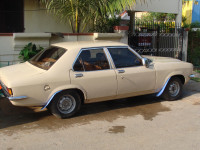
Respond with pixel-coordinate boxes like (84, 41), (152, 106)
(0, 80), (200, 150)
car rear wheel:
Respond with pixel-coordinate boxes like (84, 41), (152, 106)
(48, 90), (81, 118)
(162, 77), (183, 101)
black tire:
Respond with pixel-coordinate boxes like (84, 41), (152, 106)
(48, 90), (81, 118)
(162, 77), (183, 101)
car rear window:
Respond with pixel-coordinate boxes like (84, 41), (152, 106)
(29, 46), (66, 70)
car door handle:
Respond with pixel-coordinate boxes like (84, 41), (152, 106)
(75, 73), (83, 78)
(118, 70), (125, 74)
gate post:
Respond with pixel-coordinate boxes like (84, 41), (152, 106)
(156, 25), (160, 56)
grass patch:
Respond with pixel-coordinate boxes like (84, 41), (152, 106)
(191, 77), (200, 82)
(195, 70), (200, 73)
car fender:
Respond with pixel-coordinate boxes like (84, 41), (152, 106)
(41, 84), (87, 110)
(156, 70), (185, 97)
(165, 70), (185, 84)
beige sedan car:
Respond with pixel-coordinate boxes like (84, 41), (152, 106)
(0, 41), (194, 118)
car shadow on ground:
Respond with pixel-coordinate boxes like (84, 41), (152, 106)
(0, 81), (199, 132)
(0, 95), (168, 131)
(182, 80), (200, 97)
(0, 99), (51, 130)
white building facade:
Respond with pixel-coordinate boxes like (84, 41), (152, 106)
(0, 0), (182, 65)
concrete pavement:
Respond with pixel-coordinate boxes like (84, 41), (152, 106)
(0, 80), (200, 150)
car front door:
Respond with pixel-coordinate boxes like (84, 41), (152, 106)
(70, 47), (117, 102)
(107, 47), (156, 97)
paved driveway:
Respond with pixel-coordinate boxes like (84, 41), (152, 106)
(0, 80), (200, 150)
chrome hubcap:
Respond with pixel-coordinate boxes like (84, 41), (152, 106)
(169, 81), (180, 97)
(57, 95), (76, 114)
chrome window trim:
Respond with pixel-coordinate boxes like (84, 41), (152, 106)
(72, 47), (112, 72)
(81, 47), (104, 50)
(103, 47), (114, 69)
(128, 46), (143, 60)
(104, 47), (115, 69)
(72, 49), (83, 72)
(106, 46), (143, 69)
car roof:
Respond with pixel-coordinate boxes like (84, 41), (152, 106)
(51, 40), (128, 50)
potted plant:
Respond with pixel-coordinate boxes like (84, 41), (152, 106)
(19, 43), (44, 62)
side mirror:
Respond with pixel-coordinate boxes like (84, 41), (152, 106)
(142, 58), (150, 68)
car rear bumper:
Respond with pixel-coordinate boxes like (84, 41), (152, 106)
(8, 96), (28, 101)
(0, 81), (27, 101)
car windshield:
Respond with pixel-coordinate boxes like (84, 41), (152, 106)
(29, 46), (66, 70)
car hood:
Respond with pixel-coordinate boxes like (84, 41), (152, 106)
(143, 55), (181, 63)
(0, 62), (46, 87)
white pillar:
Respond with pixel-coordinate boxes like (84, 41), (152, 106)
(175, 0), (182, 25)
(182, 30), (188, 62)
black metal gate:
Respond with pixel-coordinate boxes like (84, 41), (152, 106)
(128, 22), (184, 60)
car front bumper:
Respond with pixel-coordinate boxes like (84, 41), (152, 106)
(190, 74), (195, 78)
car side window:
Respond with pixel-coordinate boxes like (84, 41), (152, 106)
(73, 48), (110, 71)
(107, 47), (142, 68)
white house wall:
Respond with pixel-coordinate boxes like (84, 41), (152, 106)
(0, 0), (183, 65)
(24, 0), (182, 33)
(0, 35), (19, 64)
(24, 0), (71, 33)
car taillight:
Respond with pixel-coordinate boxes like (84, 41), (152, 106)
(7, 87), (13, 96)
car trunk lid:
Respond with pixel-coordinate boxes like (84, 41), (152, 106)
(0, 62), (45, 87)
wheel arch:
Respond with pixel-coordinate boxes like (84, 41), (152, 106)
(156, 73), (185, 97)
(170, 75), (185, 84)
(41, 86), (87, 110)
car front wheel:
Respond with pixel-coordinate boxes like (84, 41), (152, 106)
(48, 90), (81, 118)
(162, 77), (183, 101)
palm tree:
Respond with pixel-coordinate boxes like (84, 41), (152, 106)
(41, 0), (136, 33)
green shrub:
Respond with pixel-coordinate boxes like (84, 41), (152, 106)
(190, 22), (200, 28)
(188, 31), (200, 67)
(19, 43), (44, 62)
(195, 70), (200, 73)
(191, 77), (200, 82)
(89, 17), (121, 33)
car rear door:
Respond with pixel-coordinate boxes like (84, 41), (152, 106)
(107, 47), (156, 96)
(70, 47), (117, 102)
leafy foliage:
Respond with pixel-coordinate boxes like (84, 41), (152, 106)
(41, 0), (136, 33)
(190, 22), (200, 28)
(19, 43), (44, 62)
(191, 77), (200, 82)
(182, 16), (190, 28)
(195, 70), (200, 73)
(89, 16), (121, 33)
(140, 12), (176, 22)
(188, 31), (200, 67)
